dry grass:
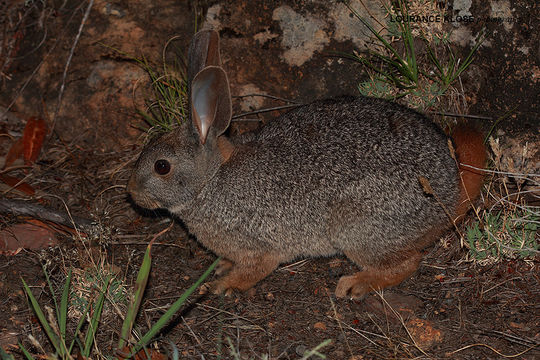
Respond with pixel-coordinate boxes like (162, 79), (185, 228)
(461, 135), (539, 264)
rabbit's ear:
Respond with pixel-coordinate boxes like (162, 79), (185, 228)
(191, 66), (232, 144)
(188, 30), (221, 85)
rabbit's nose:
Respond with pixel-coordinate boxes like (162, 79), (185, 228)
(127, 173), (138, 194)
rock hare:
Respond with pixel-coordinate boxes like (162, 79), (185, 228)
(128, 30), (486, 298)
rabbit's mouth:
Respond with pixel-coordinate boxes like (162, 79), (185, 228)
(130, 192), (161, 210)
(127, 177), (162, 210)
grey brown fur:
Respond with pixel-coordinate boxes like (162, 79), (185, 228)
(186, 96), (457, 258)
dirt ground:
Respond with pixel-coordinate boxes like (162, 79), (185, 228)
(0, 160), (539, 359)
(0, 1), (539, 359)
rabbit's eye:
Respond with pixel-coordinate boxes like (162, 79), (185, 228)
(154, 159), (171, 175)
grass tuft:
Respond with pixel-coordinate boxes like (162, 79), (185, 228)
(344, 0), (485, 112)
(19, 242), (218, 359)
(136, 54), (189, 137)
(101, 37), (189, 138)
(466, 206), (539, 262)
(464, 135), (539, 264)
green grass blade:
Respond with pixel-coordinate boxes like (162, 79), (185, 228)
(396, 16), (417, 83)
(404, 37), (417, 83)
(346, 4), (402, 61)
(0, 347), (16, 360)
(129, 258), (221, 356)
(368, 50), (404, 70)
(137, 105), (157, 126)
(42, 265), (59, 322)
(68, 293), (94, 354)
(425, 42), (444, 79)
(336, 50), (399, 81)
(365, 49), (415, 88)
(100, 43), (188, 133)
(300, 339), (332, 359)
(59, 269), (72, 343)
(485, 104), (518, 141)
(21, 278), (64, 357)
(355, 52), (413, 90)
(16, 344), (34, 360)
(118, 243), (154, 350)
(82, 275), (111, 357)
(398, 1), (417, 81)
(41, 263), (67, 354)
(451, 30), (485, 82)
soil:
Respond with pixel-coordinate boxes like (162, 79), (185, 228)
(1, 197), (539, 359)
(0, 1), (538, 359)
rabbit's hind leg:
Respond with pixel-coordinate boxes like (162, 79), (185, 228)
(335, 250), (422, 299)
(208, 252), (281, 296)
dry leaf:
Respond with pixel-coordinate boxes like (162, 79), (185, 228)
(3, 138), (24, 169)
(418, 175), (434, 195)
(0, 174), (35, 195)
(22, 117), (47, 165)
(0, 222), (57, 254)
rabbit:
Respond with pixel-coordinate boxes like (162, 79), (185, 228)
(128, 29), (486, 298)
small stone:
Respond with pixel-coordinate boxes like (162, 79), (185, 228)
(406, 318), (443, 348)
(435, 274), (445, 281)
(509, 322), (529, 331)
(295, 345), (307, 356)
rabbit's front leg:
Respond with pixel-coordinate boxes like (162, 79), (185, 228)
(207, 252), (281, 295)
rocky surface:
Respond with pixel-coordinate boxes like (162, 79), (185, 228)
(1, 0), (536, 153)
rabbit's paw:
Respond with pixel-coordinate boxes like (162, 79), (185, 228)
(215, 258), (234, 276)
(199, 280), (236, 296)
(337, 250), (423, 299)
(199, 282), (212, 295)
(202, 253), (281, 296)
(335, 272), (373, 299)
(198, 276), (253, 296)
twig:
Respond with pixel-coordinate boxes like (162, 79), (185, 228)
(195, 304), (266, 332)
(0, 2), (35, 78)
(0, 165), (35, 174)
(51, 0), (95, 131)
(231, 104), (302, 120)
(230, 118), (263, 123)
(148, 222), (173, 248)
(277, 259), (309, 272)
(232, 93), (300, 104)
(460, 164), (539, 179)
(181, 316), (203, 346)
(374, 290), (432, 358)
(450, 342), (538, 358)
(431, 112), (493, 120)
(0, 199), (95, 230)
(326, 288), (354, 356)
(1, 1), (86, 120)
(357, 0), (387, 30)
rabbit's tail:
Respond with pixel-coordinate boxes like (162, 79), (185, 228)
(452, 124), (487, 221)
